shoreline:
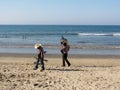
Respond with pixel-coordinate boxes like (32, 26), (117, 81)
(0, 44), (120, 49)
(0, 52), (120, 59)
(1, 44), (120, 56)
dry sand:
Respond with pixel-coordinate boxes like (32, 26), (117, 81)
(0, 54), (120, 90)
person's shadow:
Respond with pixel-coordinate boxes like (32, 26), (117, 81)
(46, 68), (87, 72)
(46, 65), (112, 72)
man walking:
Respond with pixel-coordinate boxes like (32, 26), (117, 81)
(34, 43), (45, 71)
(60, 36), (71, 67)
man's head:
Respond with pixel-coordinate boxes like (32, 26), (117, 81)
(34, 43), (42, 49)
(60, 36), (68, 44)
(63, 42), (67, 46)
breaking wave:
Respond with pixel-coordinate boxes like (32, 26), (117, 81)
(78, 33), (120, 36)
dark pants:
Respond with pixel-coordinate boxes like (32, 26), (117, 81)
(35, 58), (44, 70)
(62, 53), (71, 66)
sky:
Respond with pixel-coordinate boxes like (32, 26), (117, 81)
(0, 0), (120, 25)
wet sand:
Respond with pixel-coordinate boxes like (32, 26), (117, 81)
(0, 53), (120, 90)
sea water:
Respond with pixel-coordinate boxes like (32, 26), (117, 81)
(0, 25), (120, 55)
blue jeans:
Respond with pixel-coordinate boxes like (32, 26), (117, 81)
(35, 58), (44, 70)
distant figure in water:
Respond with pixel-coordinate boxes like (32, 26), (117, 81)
(60, 36), (71, 67)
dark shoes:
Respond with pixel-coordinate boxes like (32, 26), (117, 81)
(62, 64), (71, 67)
(68, 64), (71, 67)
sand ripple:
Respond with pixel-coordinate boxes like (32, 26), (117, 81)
(0, 63), (120, 90)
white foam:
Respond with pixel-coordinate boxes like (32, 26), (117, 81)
(113, 33), (120, 36)
(78, 33), (110, 36)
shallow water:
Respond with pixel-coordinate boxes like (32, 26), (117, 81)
(0, 25), (120, 55)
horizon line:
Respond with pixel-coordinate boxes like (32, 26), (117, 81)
(0, 24), (120, 26)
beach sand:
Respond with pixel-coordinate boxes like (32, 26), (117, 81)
(0, 54), (120, 90)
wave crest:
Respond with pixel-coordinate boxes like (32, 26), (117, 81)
(78, 33), (120, 36)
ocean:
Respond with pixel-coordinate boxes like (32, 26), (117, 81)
(0, 25), (120, 55)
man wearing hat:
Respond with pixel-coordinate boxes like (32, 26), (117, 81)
(34, 43), (45, 71)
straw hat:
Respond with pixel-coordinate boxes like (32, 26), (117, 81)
(34, 43), (42, 49)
